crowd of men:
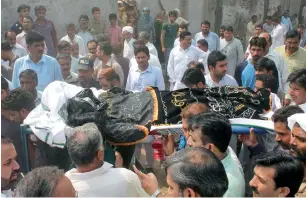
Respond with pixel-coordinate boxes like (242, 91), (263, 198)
(1, 1), (306, 197)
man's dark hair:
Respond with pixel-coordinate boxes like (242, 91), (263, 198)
(1, 88), (35, 112)
(1, 136), (13, 145)
(1, 40), (12, 51)
(4, 31), (16, 40)
(1, 76), (9, 91)
(179, 31), (192, 41)
(194, 62), (205, 71)
(197, 39), (208, 48)
(163, 147), (228, 197)
(23, 15), (34, 23)
(87, 40), (98, 47)
(224, 25), (234, 32)
(287, 69), (306, 90)
(252, 15), (258, 19)
(134, 46), (150, 57)
(19, 69), (38, 83)
(182, 68), (206, 87)
(254, 151), (304, 197)
(207, 50), (227, 68)
(179, 23), (188, 30)
(14, 166), (65, 197)
(168, 10), (178, 17)
(256, 74), (278, 94)
(17, 4), (30, 13)
(25, 31), (44, 45)
(34, 5), (46, 13)
(187, 112), (232, 153)
(249, 36), (267, 49)
(98, 43), (112, 56)
(79, 14), (89, 21)
(272, 16), (281, 23)
(201, 20), (210, 27)
(286, 30), (301, 40)
(220, 25), (226, 30)
(298, 24), (305, 29)
(58, 40), (71, 52)
(92, 7), (100, 14)
(255, 57), (279, 91)
(272, 106), (304, 126)
(255, 24), (263, 29)
(65, 23), (76, 29)
(109, 13), (117, 21)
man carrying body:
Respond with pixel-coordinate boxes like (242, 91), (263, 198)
(97, 68), (121, 91)
(19, 69), (42, 106)
(57, 54), (78, 85)
(194, 20), (220, 51)
(77, 56), (100, 89)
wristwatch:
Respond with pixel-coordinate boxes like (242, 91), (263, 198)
(151, 189), (161, 198)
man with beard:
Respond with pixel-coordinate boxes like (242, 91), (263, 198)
(235, 36), (267, 89)
(249, 151), (304, 197)
(204, 50), (238, 88)
(288, 113), (306, 196)
(194, 21), (220, 51)
(136, 7), (155, 43)
(1, 136), (20, 197)
(19, 69), (42, 106)
(287, 69), (306, 112)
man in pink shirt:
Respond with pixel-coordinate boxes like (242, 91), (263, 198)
(107, 13), (121, 46)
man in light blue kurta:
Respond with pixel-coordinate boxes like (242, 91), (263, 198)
(194, 21), (220, 51)
(242, 60), (256, 90)
(12, 31), (63, 91)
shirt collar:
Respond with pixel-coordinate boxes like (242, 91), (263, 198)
(285, 46), (300, 57)
(26, 54), (45, 64)
(136, 64), (152, 73)
(66, 162), (113, 180)
(179, 46), (190, 52)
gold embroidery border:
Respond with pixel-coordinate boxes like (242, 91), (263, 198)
(146, 86), (159, 122)
(108, 125), (149, 146)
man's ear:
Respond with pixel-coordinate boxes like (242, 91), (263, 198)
(97, 149), (104, 161)
(183, 188), (196, 197)
(278, 187), (290, 197)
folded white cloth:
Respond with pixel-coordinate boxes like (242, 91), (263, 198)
(24, 81), (105, 148)
(288, 113), (306, 132)
(122, 26), (133, 34)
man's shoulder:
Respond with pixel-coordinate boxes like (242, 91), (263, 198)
(274, 45), (286, 53)
(14, 55), (28, 64)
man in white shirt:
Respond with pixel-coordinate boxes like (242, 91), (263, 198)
(1, 136), (20, 198)
(129, 40), (161, 70)
(65, 123), (148, 197)
(122, 26), (135, 60)
(287, 69), (306, 112)
(126, 45), (164, 92)
(76, 15), (95, 55)
(4, 30), (27, 57)
(138, 31), (158, 57)
(173, 23), (196, 48)
(205, 50), (238, 88)
(194, 20), (220, 51)
(60, 23), (86, 56)
(220, 26), (244, 77)
(197, 39), (211, 74)
(87, 40), (102, 69)
(271, 16), (285, 50)
(168, 31), (204, 90)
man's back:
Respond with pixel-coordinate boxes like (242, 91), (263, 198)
(65, 162), (148, 197)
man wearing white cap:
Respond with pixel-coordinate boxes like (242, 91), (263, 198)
(122, 26), (135, 60)
(288, 113), (306, 197)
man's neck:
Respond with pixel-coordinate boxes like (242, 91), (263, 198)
(215, 151), (227, 161)
(80, 26), (88, 31)
(180, 44), (189, 50)
(285, 46), (298, 56)
(210, 73), (222, 83)
(31, 90), (37, 99)
(76, 162), (104, 173)
(101, 55), (110, 64)
(29, 54), (42, 63)
(138, 64), (149, 72)
(202, 32), (209, 37)
(68, 34), (75, 40)
(225, 36), (233, 42)
(24, 29), (31, 34)
(110, 24), (116, 28)
(81, 80), (93, 88)
(8, 53), (16, 62)
(36, 18), (45, 23)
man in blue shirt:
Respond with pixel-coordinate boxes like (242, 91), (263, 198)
(281, 10), (293, 31)
(241, 37), (267, 90)
(12, 31), (63, 91)
(194, 20), (220, 51)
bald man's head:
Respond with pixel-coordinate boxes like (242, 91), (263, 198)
(259, 32), (272, 47)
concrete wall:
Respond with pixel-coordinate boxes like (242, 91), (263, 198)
(1, 0), (303, 40)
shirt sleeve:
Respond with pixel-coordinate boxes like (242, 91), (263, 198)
(156, 68), (165, 90)
(236, 40), (244, 64)
(113, 64), (125, 87)
(216, 35), (221, 50)
(54, 60), (64, 81)
(167, 49), (175, 83)
(78, 37), (86, 56)
(242, 66), (254, 89)
(11, 60), (21, 89)
(125, 71), (133, 91)
(153, 55), (161, 69)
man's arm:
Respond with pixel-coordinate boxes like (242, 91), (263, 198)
(237, 40), (245, 64)
(125, 71), (133, 91)
(50, 21), (58, 53)
(216, 35), (221, 50)
(78, 37), (86, 56)
(11, 60), (21, 89)
(160, 28), (166, 53)
(167, 50), (175, 84)
(156, 69), (165, 90)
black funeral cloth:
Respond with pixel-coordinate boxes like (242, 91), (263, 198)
(153, 86), (270, 124)
(60, 86), (270, 146)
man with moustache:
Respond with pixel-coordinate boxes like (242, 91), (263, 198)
(1, 136), (21, 197)
(77, 56), (100, 89)
(288, 113), (306, 196)
(287, 69), (306, 112)
(234, 36), (267, 89)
